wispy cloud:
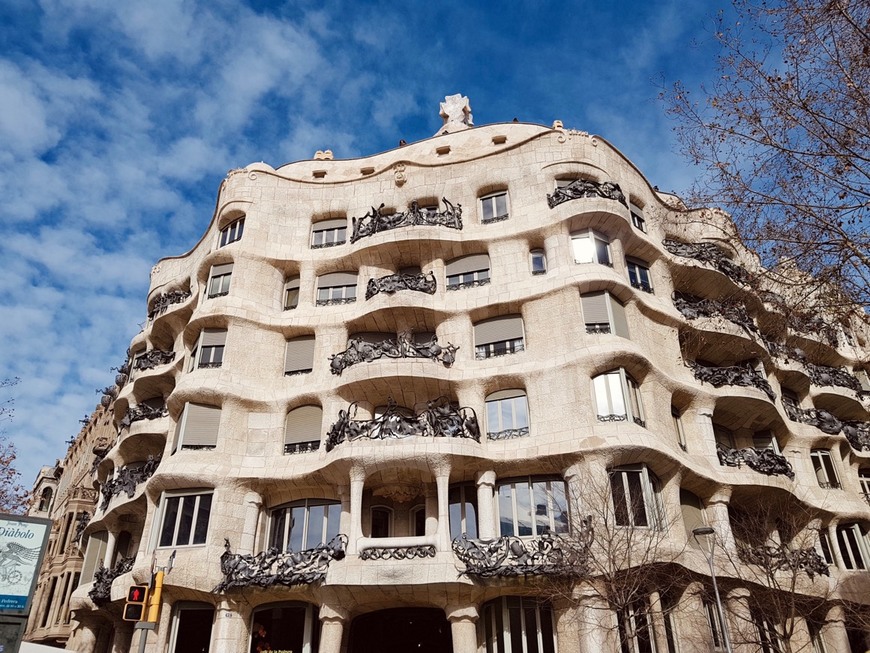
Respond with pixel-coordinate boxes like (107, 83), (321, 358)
(1, 0), (727, 485)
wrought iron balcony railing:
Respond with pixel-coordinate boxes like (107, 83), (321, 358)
(88, 556), (135, 604)
(688, 361), (776, 401)
(99, 456), (160, 510)
(329, 332), (458, 376)
(717, 445), (795, 479)
(546, 179), (627, 209)
(350, 199), (462, 243)
(365, 271), (437, 300)
(284, 440), (320, 455)
(737, 544), (829, 579)
(147, 289), (191, 320)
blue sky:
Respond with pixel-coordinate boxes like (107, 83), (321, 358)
(1, 0), (729, 487)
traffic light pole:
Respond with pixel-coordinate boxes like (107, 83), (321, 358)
(135, 551), (174, 653)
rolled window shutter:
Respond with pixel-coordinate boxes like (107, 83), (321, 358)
(609, 296), (630, 338)
(80, 531), (109, 584)
(318, 272), (357, 287)
(680, 490), (705, 545)
(446, 254), (490, 276)
(312, 218), (346, 231)
(474, 315), (524, 346)
(210, 263), (233, 277)
(487, 388), (526, 402)
(285, 336), (315, 373)
(181, 403), (221, 447)
(200, 329), (227, 347)
(285, 406), (323, 445)
(581, 292), (609, 324)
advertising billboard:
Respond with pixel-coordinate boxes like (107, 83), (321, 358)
(0, 514), (52, 616)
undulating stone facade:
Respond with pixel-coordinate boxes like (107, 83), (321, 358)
(63, 98), (870, 653)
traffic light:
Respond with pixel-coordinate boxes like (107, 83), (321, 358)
(123, 585), (149, 622)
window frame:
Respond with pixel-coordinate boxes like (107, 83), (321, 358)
(704, 599), (727, 652)
(474, 315), (525, 360)
(310, 219), (347, 249)
(672, 406), (687, 451)
(154, 490), (213, 549)
(495, 477), (569, 538)
(370, 506), (393, 538)
(593, 369), (645, 426)
(630, 204), (647, 232)
(445, 254), (491, 290)
(448, 484), (478, 539)
(482, 596), (557, 653)
(810, 449), (841, 489)
(284, 277), (300, 310)
(581, 290), (630, 337)
(315, 273), (358, 306)
(609, 465), (663, 529)
(207, 263), (233, 298)
(859, 469), (870, 503)
(174, 402), (221, 452)
(818, 528), (835, 565)
(485, 389), (530, 439)
(268, 499), (341, 552)
(480, 191), (509, 224)
(617, 598), (656, 653)
(836, 523), (870, 570)
(218, 217), (245, 248)
(530, 248), (547, 275)
(626, 258), (654, 293)
(571, 229), (612, 266)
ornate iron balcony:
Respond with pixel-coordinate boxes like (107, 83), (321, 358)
(88, 556), (135, 604)
(738, 544), (829, 579)
(662, 239), (750, 285)
(213, 535), (347, 592)
(198, 362), (222, 369)
(673, 292), (757, 334)
(359, 545), (436, 561)
(284, 440), (320, 455)
(481, 213), (509, 224)
(631, 280), (654, 294)
(325, 397), (480, 451)
(475, 340), (524, 360)
(207, 291), (229, 298)
(120, 401), (168, 430)
(547, 179), (627, 209)
(805, 362), (866, 394)
(134, 349), (175, 371)
(446, 277), (491, 291)
(452, 525), (593, 578)
(586, 323), (611, 334)
(688, 360), (776, 401)
(717, 445), (795, 479)
(311, 240), (344, 249)
(597, 413), (627, 423)
(316, 296), (356, 307)
(99, 456), (160, 510)
(350, 198), (462, 243)
(366, 271), (437, 299)
(330, 332), (458, 376)
(487, 427), (530, 441)
(147, 289), (191, 320)
(784, 406), (870, 452)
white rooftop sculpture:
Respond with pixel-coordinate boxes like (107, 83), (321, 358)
(435, 94), (473, 135)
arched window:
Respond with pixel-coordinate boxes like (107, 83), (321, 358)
(269, 499), (340, 552)
(250, 603), (320, 653)
(485, 389), (530, 440)
(219, 217), (245, 247)
(38, 487), (53, 512)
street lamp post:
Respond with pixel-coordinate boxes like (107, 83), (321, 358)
(693, 526), (734, 653)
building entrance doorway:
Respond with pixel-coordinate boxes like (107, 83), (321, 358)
(349, 607), (453, 653)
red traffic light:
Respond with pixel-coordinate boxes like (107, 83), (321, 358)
(126, 585), (149, 603)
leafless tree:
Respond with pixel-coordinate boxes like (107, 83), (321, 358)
(0, 377), (28, 514)
(663, 0), (870, 317)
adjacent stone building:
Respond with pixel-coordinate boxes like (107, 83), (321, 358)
(65, 97), (870, 652)
(25, 404), (113, 648)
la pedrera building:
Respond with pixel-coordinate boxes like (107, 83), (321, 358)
(66, 96), (870, 653)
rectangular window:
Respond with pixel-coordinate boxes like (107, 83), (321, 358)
(79, 530), (109, 585)
(219, 217), (244, 247)
(704, 600), (726, 652)
(480, 192), (509, 223)
(811, 449), (840, 489)
(175, 403), (221, 451)
(207, 263), (233, 298)
(530, 249), (547, 275)
(809, 621), (829, 653)
(618, 599), (655, 653)
(485, 390), (530, 439)
(752, 430), (780, 454)
(836, 523), (869, 569)
(593, 369), (644, 426)
(157, 492), (213, 547)
(316, 272), (357, 306)
(572, 231), (612, 266)
(818, 528), (835, 565)
(627, 259), (653, 293)
(269, 500), (340, 552)
(446, 254), (491, 290)
(497, 478), (569, 537)
(630, 204), (647, 232)
(609, 465), (662, 529)
(195, 329), (226, 369)
(581, 291), (629, 337)
(284, 336), (315, 376)
(672, 406), (687, 451)
(284, 277), (300, 310)
(449, 485), (478, 539)
(474, 315), (525, 360)
(311, 218), (347, 248)
(753, 610), (782, 653)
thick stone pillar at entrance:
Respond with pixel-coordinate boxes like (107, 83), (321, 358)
(822, 604), (852, 652)
(211, 599), (250, 652)
(68, 620), (99, 653)
(319, 604), (349, 653)
(447, 606), (478, 653)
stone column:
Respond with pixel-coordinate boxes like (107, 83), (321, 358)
(68, 620), (99, 653)
(446, 605), (478, 653)
(104, 531), (118, 569)
(725, 587), (753, 653)
(435, 469), (451, 551)
(573, 586), (614, 653)
(827, 524), (846, 570)
(425, 485), (438, 536)
(706, 491), (736, 554)
(239, 491), (262, 555)
(347, 468), (366, 554)
(552, 599), (582, 653)
(475, 470), (496, 539)
(211, 599), (250, 652)
(678, 582), (715, 653)
(648, 590), (671, 653)
(319, 603), (349, 653)
(822, 604), (852, 652)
